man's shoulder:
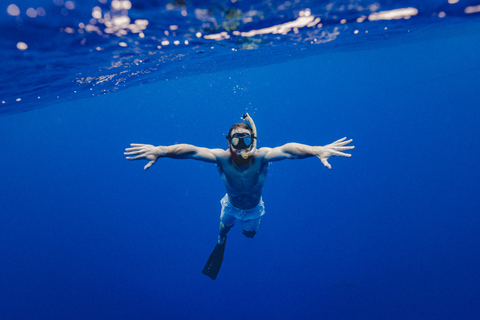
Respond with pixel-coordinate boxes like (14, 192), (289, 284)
(212, 148), (231, 161)
(255, 147), (272, 158)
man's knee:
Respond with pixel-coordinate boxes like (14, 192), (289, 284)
(242, 229), (257, 239)
(220, 222), (234, 231)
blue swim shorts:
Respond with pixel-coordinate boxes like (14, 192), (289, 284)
(220, 194), (265, 232)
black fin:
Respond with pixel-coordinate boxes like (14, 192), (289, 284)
(202, 237), (227, 280)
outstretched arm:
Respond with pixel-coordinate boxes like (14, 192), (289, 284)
(124, 143), (224, 170)
(263, 137), (354, 169)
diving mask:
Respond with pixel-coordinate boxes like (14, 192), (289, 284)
(227, 132), (254, 150)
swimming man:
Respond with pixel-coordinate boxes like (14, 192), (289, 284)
(124, 113), (354, 279)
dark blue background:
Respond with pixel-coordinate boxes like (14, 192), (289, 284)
(1, 27), (479, 319)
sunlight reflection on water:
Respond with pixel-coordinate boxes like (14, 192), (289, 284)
(2, 0), (480, 114)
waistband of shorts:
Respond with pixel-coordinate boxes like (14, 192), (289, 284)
(226, 194), (261, 211)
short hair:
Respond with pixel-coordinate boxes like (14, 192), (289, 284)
(227, 122), (253, 138)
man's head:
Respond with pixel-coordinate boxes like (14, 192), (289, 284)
(227, 122), (253, 138)
(226, 123), (255, 157)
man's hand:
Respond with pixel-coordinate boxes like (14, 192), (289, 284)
(124, 143), (163, 170)
(315, 137), (354, 169)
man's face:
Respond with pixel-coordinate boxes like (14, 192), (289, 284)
(228, 127), (251, 156)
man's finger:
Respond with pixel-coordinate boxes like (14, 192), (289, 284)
(334, 145), (355, 151)
(124, 150), (141, 155)
(321, 158), (332, 169)
(332, 151), (352, 157)
(144, 160), (155, 170)
(335, 138), (353, 146)
(126, 155), (144, 160)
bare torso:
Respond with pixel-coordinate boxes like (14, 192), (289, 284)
(216, 149), (269, 210)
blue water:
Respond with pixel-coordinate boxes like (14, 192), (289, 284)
(1, 1), (480, 319)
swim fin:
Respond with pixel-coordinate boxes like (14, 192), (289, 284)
(202, 237), (227, 280)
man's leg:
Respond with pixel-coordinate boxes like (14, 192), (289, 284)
(242, 229), (256, 238)
(218, 222), (233, 244)
(219, 195), (236, 244)
(241, 217), (261, 239)
(240, 198), (264, 239)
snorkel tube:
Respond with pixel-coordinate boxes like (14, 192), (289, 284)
(241, 113), (257, 159)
